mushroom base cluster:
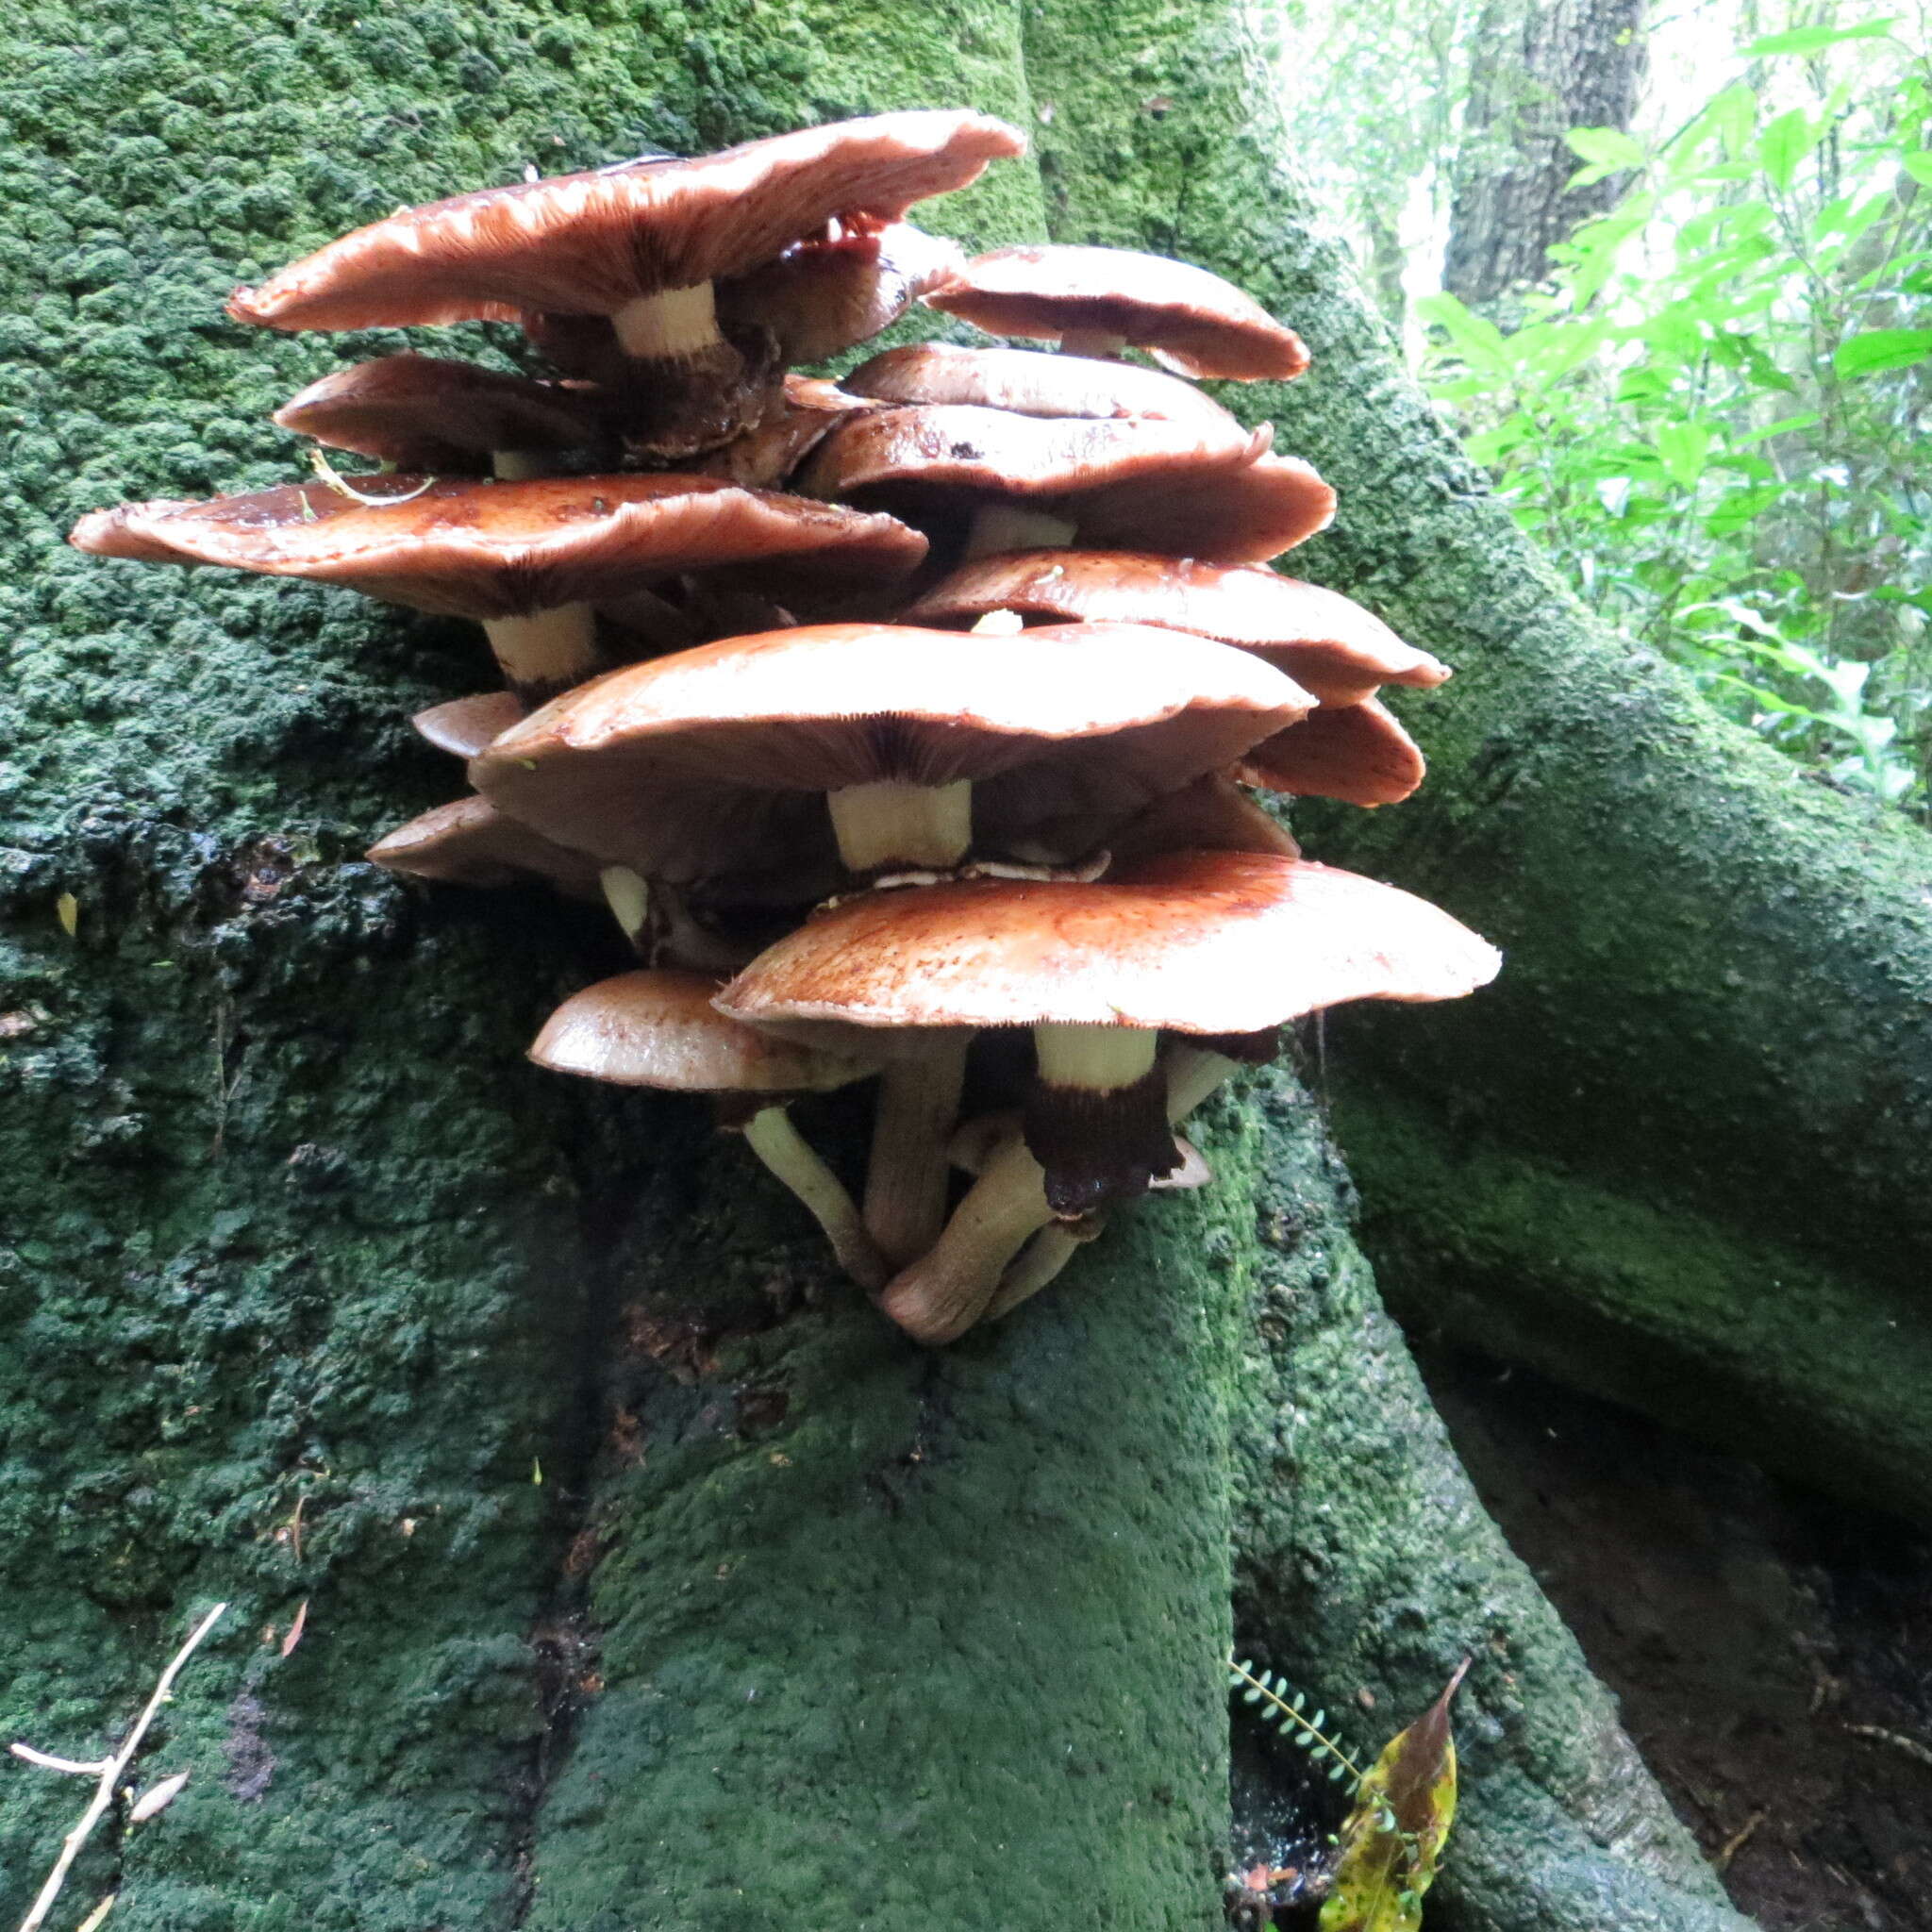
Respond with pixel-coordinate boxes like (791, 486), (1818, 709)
(70, 111), (1500, 1345)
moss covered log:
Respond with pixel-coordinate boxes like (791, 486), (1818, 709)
(519, 1129), (1243, 1931)
(1, 2), (1772, 1929)
(1019, 0), (1932, 1511)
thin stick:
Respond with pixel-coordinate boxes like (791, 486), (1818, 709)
(11, 1601), (226, 1932)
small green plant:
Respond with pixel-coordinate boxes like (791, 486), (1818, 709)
(1230, 1655), (1368, 1788)
(1228, 1656), (1466, 1931)
(1418, 16), (1932, 812)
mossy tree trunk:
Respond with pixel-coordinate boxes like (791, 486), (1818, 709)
(4, 3), (1921, 1930)
(1019, 0), (1932, 1520)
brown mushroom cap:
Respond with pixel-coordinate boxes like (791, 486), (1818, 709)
(1063, 453), (1334, 564)
(842, 341), (1242, 431)
(227, 112), (1024, 332)
(69, 474), (926, 620)
(411, 691), (527, 758)
(273, 355), (609, 470)
(689, 375), (883, 490)
(366, 795), (604, 894)
(530, 968), (876, 1091)
(924, 243), (1310, 380)
(1105, 772), (1300, 862)
(901, 550), (1448, 707)
(715, 850), (1500, 1039)
(718, 218), (965, 362)
(1241, 695), (1426, 807)
(469, 621), (1313, 874)
(794, 401), (1265, 507)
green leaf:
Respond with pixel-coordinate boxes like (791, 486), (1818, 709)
(1565, 125), (1646, 185)
(1319, 1662), (1467, 1932)
(1414, 292), (1511, 372)
(1741, 18), (1895, 54)
(1758, 108), (1816, 191)
(1566, 125), (1645, 168)
(1832, 328), (1932, 378)
(1903, 153), (1932, 187)
(1655, 420), (1711, 487)
(1732, 411), (1818, 446)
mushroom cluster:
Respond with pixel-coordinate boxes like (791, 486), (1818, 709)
(70, 112), (1500, 1345)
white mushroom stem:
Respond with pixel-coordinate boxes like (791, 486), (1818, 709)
(482, 603), (601, 694)
(885, 1042), (1247, 1341)
(1058, 327), (1128, 359)
(739, 1104), (888, 1292)
(600, 865), (651, 950)
(961, 504), (1077, 560)
(1033, 1022), (1159, 1094)
(826, 778), (973, 872)
(862, 1040), (970, 1269)
(1024, 1022), (1177, 1216)
(877, 1134), (1053, 1344)
(986, 1215), (1104, 1319)
(490, 449), (551, 481)
(611, 282), (725, 360)
(1164, 1044), (1242, 1121)
(968, 608), (1025, 636)
(986, 1126), (1214, 1323)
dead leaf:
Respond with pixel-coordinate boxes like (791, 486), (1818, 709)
(75, 1894), (116, 1932)
(280, 1600), (308, 1658)
(1319, 1658), (1468, 1932)
(56, 892), (79, 938)
(127, 1770), (190, 1824)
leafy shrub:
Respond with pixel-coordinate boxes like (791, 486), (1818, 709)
(1418, 18), (1932, 811)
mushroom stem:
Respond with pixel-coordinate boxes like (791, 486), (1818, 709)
(739, 1104), (889, 1291)
(961, 504), (1077, 559)
(1058, 328), (1128, 359)
(877, 1134), (1052, 1343)
(490, 449), (552, 481)
(481, 603), (602, 700)
(986, 1215), (1104, 1319)
(826, 778), (973, 873)
(610, 282), (725, 360)
(1024, 1023), (1178, 1215)
(1164, 1044), (1241, 1121)
(1034, 1023), (1158, 1092)
(984, 1050), (1241, 1325)
(600, 865), (651, 952)
(862, 1039), (970, 1269)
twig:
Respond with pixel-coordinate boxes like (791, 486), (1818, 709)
(9, 1602), (226, 1932)
(7, 1747), (109, 1778)
(1844, 1721), (1932, 1770)
(306, 445), (437, 507)
(1715, 1808), (1765, 1872)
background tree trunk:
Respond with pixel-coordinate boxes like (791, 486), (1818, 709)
(1443, 0), (1650, 303)
(10, 0), (1925, 1927)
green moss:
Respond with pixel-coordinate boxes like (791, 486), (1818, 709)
(525, 1128), (1243, 1931)
(1220, 1072), (1750, 1932)
(2, 4), (1228, 1927)
(1328, 1077), (1932, 1517)
(0, 2), (1794, 1926)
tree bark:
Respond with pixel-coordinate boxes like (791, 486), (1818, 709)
(1443, 0), (1649, 304)
(8, 0), (1911, 1928)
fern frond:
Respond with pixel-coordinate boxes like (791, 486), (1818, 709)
(1228, 1656), (1368, 1789)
